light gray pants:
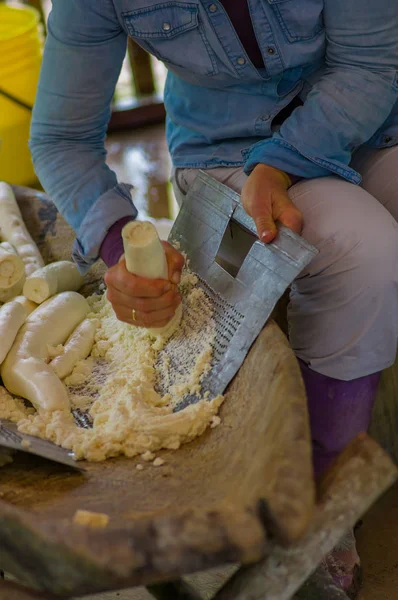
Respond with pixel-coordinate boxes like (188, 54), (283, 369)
(171, 145), (398, 381)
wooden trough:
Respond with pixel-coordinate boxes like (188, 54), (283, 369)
(0, 188), (396, 600)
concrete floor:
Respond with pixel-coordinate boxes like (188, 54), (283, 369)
(71, 125), (398, 599)
(104, 124), (178, 222)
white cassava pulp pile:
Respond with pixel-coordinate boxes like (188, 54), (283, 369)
(0, 268), (223, 461)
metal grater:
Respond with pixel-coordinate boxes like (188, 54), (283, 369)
(0, 171), (317, 467)
(0, 422), (84, 470)
(162, 171), (318, 410)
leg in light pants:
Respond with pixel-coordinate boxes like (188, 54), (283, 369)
(171, 145), (398, 478)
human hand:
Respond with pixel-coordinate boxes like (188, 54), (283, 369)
(104, 242), (184, 327)
(241, 164), (303, 243)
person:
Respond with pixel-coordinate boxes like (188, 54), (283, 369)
(29, 1), (398, 596)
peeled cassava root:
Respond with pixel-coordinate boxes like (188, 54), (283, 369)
(0, 242), (25, 290)
(50, 317), (99, 380)
(12, 295), (38, 316)
(0, 278), (25, 303)
(122, 221), (169, 279)
(1, 292), (89, 412)
(0, 300), (27, 365)
(23, 260), (84, 304)
(122, 221), (182, 337)
(0, 182), (44, 276)
(0, 242), (26, 303)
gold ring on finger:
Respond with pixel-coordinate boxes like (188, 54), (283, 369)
(132, 309), (136, 321)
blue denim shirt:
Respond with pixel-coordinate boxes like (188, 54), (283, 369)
(29, 0), (398, 273)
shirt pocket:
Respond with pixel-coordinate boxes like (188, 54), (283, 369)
(267, 0), (324, 43)
(122, 2), (218, 76)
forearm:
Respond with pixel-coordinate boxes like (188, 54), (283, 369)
(29, 0), (136, 273)
(30, 135), (119, 231)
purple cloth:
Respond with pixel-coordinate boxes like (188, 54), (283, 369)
(299, 360), (381, 479)
(99, 216), (133, 268)
(220, 0), (264, 68)
(287, 174), (302, 187)
(220, 1), (304, 158)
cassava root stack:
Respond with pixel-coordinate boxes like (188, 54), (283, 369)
(23, 260), (84, 304)
(1, 292), (89, 411)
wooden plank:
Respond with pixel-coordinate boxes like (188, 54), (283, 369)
(0, 187), (316, 597)
(0, 580), (58, 600)
(146, 179), (172, 220)
(213, 435), (397, 600)
(128, 40), (156, 96)
(1, 578), (202, 600)
(108, 99), (165, 132)
(147, 580), (203, 600)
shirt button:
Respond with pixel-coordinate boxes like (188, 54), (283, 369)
(261, 115), (270, 121)
(267, 47), (276, 55)
(162, 22), (171, 31)
(209, 4), (217, 12)
(237, 57), (246, 65)
(384, 135), (393, 143)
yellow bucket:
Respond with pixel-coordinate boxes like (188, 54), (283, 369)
(0, 4), (43, 186)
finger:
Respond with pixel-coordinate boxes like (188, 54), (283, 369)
(248, 203), (277, 243)
(107, 287), (179, 313)
(105, 261), (171, 298)
(126, 317), (176, 329)
(272, 193), (303, 234)
(241, 175), (276, 243)
(162, 241), (185, 284)
(113, 300), (180, 328)
(278, 206), (303, 234)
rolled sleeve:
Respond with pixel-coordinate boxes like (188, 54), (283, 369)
(72, 183), (137, 273)
(242, 135), (362, 183)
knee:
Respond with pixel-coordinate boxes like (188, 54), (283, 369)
(289, 179), (398, 379)
(341, 212), (398, 293)
(291, 178), (398, 289)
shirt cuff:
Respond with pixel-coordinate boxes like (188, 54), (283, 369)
(242, 135), (362, 184)
(72, 183), (137, 274)
(100, 216), (132, 268)
(286, 173), (303, 187)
